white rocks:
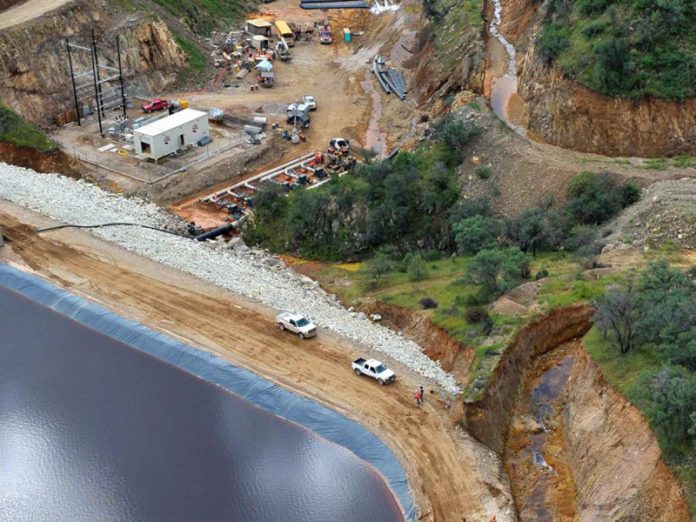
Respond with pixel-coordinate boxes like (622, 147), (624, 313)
(0, 163), (462, 394)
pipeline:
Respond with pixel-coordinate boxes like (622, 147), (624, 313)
(36, 222), (183, 237)
(194, 222), (236, 241)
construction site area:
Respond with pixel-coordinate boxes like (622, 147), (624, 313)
(1, 0), (695, 521)
(42, 0), (415, 234)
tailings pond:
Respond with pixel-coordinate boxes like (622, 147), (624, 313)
(0, 286), (403, 521)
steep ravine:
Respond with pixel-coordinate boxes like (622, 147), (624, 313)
(465, 305), (690, 520)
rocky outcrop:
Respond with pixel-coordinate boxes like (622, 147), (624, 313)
(412, 4), (487, 103)
(0, 0), (186, 125)
(564, 351), (691, 521)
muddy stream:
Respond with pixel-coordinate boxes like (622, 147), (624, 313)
(489, 0), (526, 136)
(505, 342), (580, 521)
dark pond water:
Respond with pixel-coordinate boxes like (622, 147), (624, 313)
(0, 286), (403, 522)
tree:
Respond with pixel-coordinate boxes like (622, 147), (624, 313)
(635, 261), (696, 347)
(594, 283), (639, 355)
(407, 254), (428, 281)
(564, 171), (639, 225)
(363, 252), (393, 287)
(430, 115), (481, 166)
(454, 215), (499, 254)
(646, 365), (696, 450)
(466, 248), (531, 299)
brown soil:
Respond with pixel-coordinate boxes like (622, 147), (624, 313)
(0, 201), (515, 522)
(0, 142), (80, 176)
(361, 301), (475, 384)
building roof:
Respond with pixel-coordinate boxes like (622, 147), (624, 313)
(135, 109), (207, 137)
(246, 18), (272, 28)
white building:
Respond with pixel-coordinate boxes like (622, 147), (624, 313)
(134, 109), (210, 161)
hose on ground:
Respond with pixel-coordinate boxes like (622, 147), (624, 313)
(36, 222), (185, 237)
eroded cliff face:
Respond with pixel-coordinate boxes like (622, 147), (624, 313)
(507, 0), (696, 157)
(518, 49), (696, 157)
(0, 0), (186, 125)
(564, 351), (691, 521)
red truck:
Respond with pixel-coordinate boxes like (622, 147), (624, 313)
(141, 98), (169, 113)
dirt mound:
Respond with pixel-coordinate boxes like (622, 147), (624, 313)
(602, 178), (696, 250)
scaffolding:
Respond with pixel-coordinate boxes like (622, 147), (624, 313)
(66, 29), (127, 134)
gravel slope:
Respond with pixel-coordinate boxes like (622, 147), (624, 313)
(0, 163), (461, 394)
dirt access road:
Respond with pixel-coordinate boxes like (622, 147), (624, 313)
(0, 0), (72, 30)
(0, 202), (513, 522)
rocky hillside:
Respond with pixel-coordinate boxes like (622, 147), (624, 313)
(0, 0), (186, 125)
(413, 0), (486, 103)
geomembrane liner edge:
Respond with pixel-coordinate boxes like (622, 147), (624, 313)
(0, 263), (416, 521)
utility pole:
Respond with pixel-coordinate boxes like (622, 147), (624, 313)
(66, 38), (81, 126)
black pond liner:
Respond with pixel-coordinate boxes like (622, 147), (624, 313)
(0, 263), (416, 521)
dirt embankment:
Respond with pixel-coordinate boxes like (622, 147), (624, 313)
(500, 0), (696, 157)
(361, 302), (475, 384)
(0, 0), (185, 125)
(0, 142), (79, 176)
(564, 351), (691, 520)
(465, 305), (594, 454)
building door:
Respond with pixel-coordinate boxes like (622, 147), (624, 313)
(179, 134), (185, 147)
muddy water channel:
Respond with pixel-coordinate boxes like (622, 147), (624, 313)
(0, 287), (403, 521)
(488, 0), (526, 136)
(505, 341), (580, 521)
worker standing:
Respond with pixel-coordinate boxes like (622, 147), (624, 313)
(419, 385), (425, 405)
(415, 387), (422, 406)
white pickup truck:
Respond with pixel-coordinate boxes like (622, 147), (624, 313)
(352, 357), (396, 385)
(276, 312), (317, 339)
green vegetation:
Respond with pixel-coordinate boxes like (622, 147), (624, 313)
(425, 0), (483, 71)
(0, 105), (57, 152)
(592, 262), (696, 512)
(537, 0), (696, 100)
(246, 118), (480, 260)
(173, 33), (207, 77)
(152, 0), (249, 34)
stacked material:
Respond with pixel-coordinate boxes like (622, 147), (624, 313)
(0, 163), (461, 395)
(373, 55), (407, 100)
(300, 0), (369, 9)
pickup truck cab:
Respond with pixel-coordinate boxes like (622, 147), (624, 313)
(276, 312), (317, 339)
(352, 357), (396, 385)
(303, 95), (317, 111)
(142, 98), (169, 113)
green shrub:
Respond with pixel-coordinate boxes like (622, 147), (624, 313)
(474, 165), (492, 179)
(453, 215), (500, 254)
(407, 255), (429, 281)
(0, 105), (57, 152)
(537, 0), (696, 99)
